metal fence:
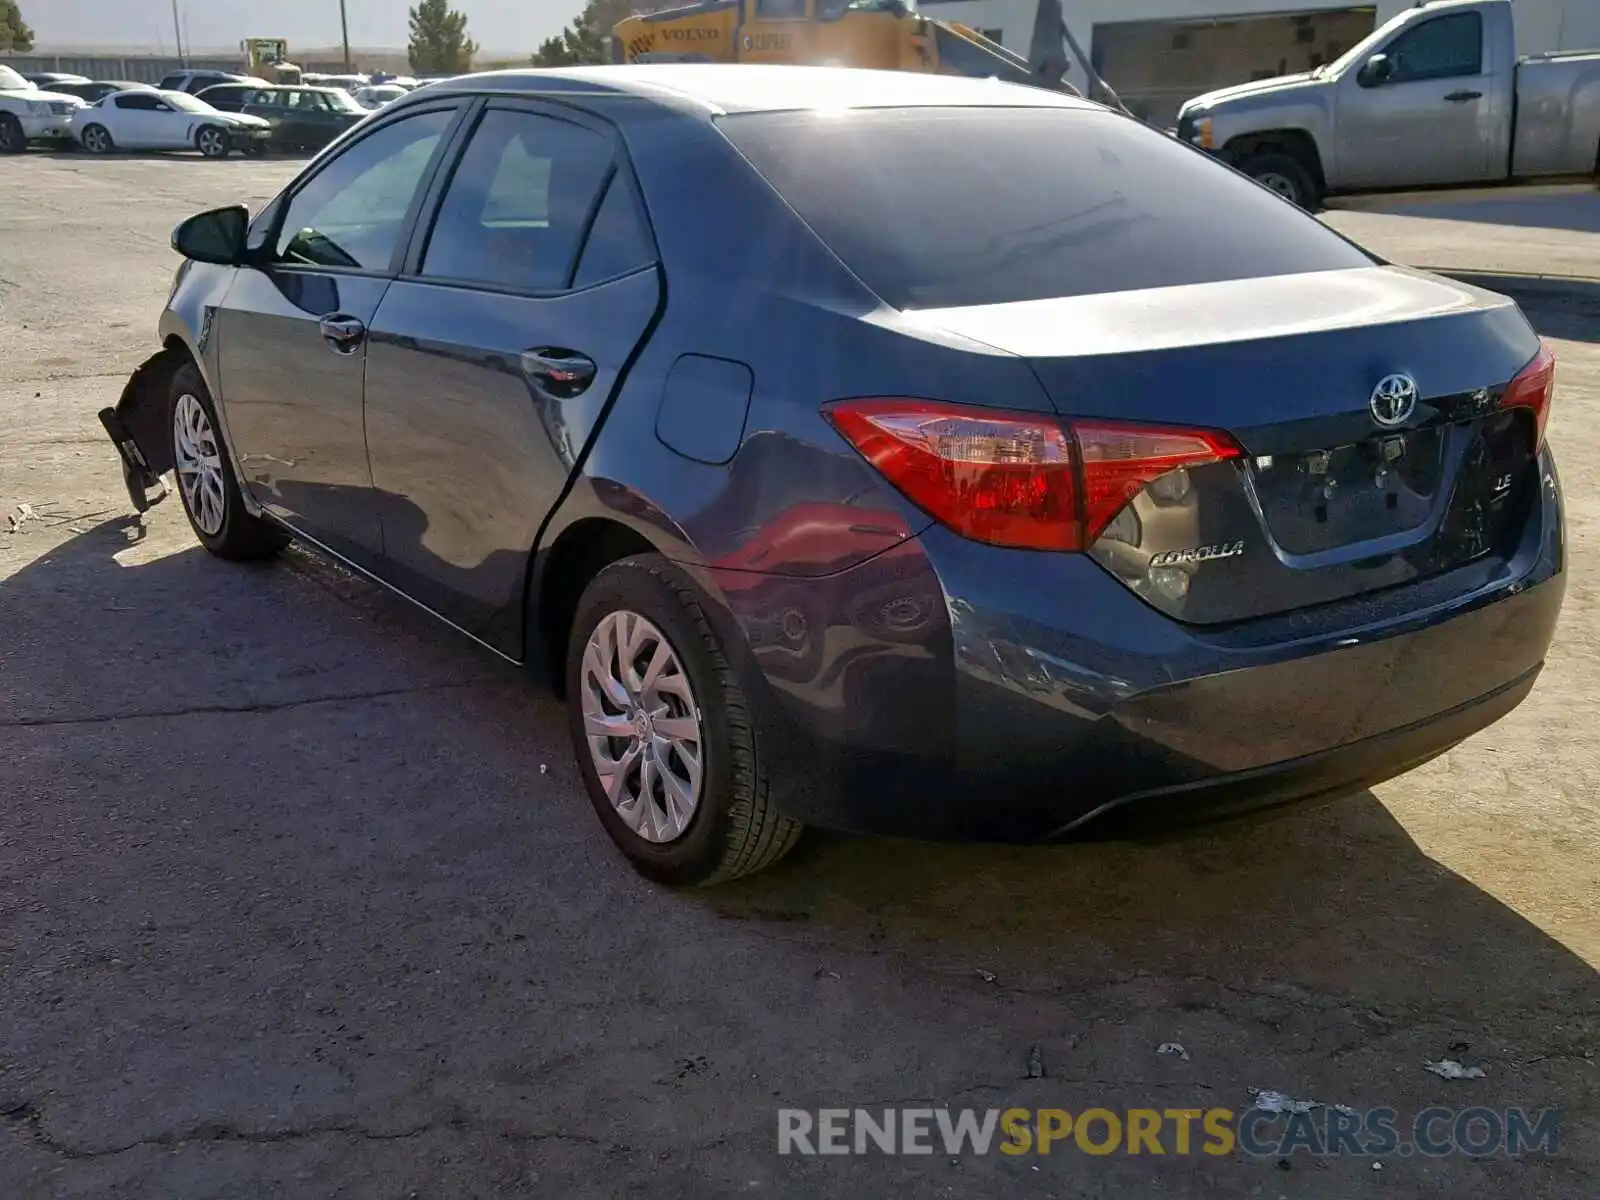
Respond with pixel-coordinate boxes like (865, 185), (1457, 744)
(1, 53), (242, 83)
(0, 51), (417, 83)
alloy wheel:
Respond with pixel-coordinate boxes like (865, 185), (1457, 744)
(82, 125), (111, 154)
(197, 127), (227, 157)
(1256, 172), (1300, 203)
(172, 392), (226, 536)
(579, 610), (705, 844)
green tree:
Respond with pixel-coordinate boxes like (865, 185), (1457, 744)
(408, 0), (478, 74)
(0, 0), (35, 53)
(533, 0), (673, 68)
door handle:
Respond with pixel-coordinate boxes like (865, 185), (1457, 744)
(319, 313), (366, 355)
(521, 348), (596, 400)
(1445, 90), (1483, 103)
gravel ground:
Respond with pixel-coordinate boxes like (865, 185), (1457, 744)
(1, 154), (1596, 1198)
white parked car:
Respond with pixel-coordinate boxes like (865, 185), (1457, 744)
(71, 89), (272, 158)
(350, 84), (409, 110)
(0, 64), (86, 153)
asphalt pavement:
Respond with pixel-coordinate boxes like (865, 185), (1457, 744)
(1, 155), (1596, 1198)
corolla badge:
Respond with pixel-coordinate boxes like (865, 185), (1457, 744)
(1369, 373), (1419, 427)
(1149, 541), (1245, 569)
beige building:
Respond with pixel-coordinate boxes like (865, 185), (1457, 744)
(923, 0), (1600, 126)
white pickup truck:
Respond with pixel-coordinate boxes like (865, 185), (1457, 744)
(1176, 0), (1600, 207)
(0, 64), (86, 153)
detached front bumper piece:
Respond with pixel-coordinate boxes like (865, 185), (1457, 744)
(98, 407), (168, 514)
(98, 350), (180, 514)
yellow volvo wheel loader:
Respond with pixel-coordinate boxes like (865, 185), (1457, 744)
(611, 0), (1128, 112)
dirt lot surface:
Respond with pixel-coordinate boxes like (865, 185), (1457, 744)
(1, 156), (1596, 1198)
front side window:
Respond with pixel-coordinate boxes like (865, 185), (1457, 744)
(274, 108), (454, 271)
(1385, 13), (1483, 82)
(421, 108), (615, 291)
(116, 93), (163, 111)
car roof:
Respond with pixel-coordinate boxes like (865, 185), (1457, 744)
(418, 63), (1096, 117)
(204, 83), (334, 92)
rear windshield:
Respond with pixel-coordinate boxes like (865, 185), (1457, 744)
(718, 106), (1373, 310)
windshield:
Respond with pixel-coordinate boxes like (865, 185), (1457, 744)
(720, 106), (1371, 310)
(819, 0), (914, 13)
(0, 65), (32, 90)
(326, 88), (366, 113)
(1320, 8), (1405, 78)
(163, 91), (215, 113)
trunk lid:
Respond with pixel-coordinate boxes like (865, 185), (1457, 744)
(905, 266), (1544, 624)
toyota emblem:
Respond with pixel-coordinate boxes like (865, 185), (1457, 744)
(1369, 373), (1419, 427)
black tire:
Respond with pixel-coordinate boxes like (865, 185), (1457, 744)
(240, 141), (265, 158)
(195, 125), (231, 159)
(1236, 151), (1321, 209)
(167, 362), (288, 561)
(79, 123), (115, 155)
(564, 555), (803, 886)
(0, 113), (25, 154)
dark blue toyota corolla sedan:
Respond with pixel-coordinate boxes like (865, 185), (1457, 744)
(101, 64), (1565, 885)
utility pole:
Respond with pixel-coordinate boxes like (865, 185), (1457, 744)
(339, 0), (352, 73)
(170, 0), (187, 65)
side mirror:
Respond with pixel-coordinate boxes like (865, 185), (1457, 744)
(172, 205), (248, 265)
(1358, 53), (1393, 87)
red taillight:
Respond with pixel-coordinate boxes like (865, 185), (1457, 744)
(1501, 340), (1556, 445)
(824, 399), (1241, 552)
(1073, 420), (1243, 545)
(825, 399), (1079, 550)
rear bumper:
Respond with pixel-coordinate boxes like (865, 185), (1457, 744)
(712, 449), (1565, 841)
(1064, 664), (1539, 838)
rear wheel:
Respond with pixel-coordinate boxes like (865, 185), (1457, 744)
(0, 114), (24, 154)
(564, 556), (802, 886)
(195, 125), (231, 159)
(168, 362), (288, 560)
(1236, 151), (1320, 210)
(79, 123), (114, 155)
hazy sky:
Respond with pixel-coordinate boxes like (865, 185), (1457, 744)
(26, 0), (580, 55)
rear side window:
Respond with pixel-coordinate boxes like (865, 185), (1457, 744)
(421, 108), (615, 292)
(719, 106), (1373, 310)
(572, 175), (655, 288)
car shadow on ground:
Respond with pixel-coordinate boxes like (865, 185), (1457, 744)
(2, 515), (1595, 1195)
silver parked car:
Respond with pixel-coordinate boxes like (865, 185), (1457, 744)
(1177, 0), (1600, 206)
